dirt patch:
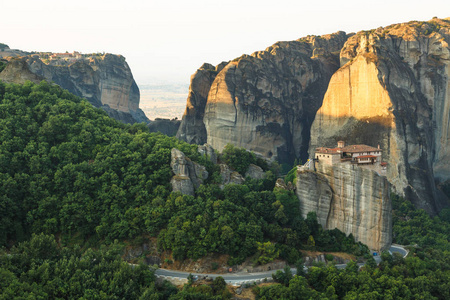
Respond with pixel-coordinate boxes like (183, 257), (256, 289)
(160, 252), (231, 274)
(301, 250), (356, 266)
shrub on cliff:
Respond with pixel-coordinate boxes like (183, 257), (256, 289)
(0, 61), (6, 73)
(221, 143), (256, 174)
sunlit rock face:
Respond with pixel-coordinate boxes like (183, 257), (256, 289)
(0, 54), (148, 124)
(178, 32), (350, 164)
(296, 164), (392, 251)
(0, 59), (44, 83)
(310, 18), (450, 214)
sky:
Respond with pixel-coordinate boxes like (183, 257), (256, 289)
(1, 0), (449, 85)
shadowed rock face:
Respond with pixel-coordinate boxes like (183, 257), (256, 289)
(176, 63), (226, 144)
(148, 118), (181, 136)
(296, 164), (392, 251)
(0, 54), (148, 124)
(177, 32), (350, 164)
(310, 18), (450, 214)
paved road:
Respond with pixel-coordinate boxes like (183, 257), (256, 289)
(389, 244), (408, 257)
(155, 268), (279, 282)
(154, 244), (408, 285)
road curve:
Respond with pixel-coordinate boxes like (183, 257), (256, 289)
(154, 244), (408, 285)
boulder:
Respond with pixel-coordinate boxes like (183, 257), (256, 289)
(219, 164), (245, 188)
(170, 148), (208, 195)
(245, 164), (265, 180)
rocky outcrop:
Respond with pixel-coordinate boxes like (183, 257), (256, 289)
(309, 18), (450, 214)
(0, 54), (148, 124)
(170, 146), (268, 194)
(0, 59), (44, 84)
(170, 148), (208, 196)
(296, 163), (392, 251)
(148, 118), (181, 136)
(197, 144), (217, 164)
(219, 164), (245, 188)
(275, 178), (295, 191)
(177, 32), (350, 164)
(245, 164), (265, 180)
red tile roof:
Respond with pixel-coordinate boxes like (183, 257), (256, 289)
(357, 155), (378, 159)
(316, 144), (382, 155)
(340, 144), (381, 153)
(315, 147), (341, 154)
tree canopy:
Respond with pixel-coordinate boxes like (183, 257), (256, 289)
(0, 81), (365, 266)
(2, 81), (448, 298)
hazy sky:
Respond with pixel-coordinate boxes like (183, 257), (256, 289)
(1, 1), (449, 85)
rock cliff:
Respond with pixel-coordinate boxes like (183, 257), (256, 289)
(296, 163), (392, 251)
(309, 18), (450, 214)
(177, 32), (350, 163)
(178, 18), (450, 214)
(176, 62), (227, 144)
(0, 53), (148, 124)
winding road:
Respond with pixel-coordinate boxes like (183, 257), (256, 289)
(154, 244), (409, 286)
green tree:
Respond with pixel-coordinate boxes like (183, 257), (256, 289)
(221, 143), (256, 174)
(255, 241), (279, 265)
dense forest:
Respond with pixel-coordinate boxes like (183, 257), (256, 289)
(0, 81), (364, 260)
(253, 195), (450, 299)
(1, 81), (449, 299)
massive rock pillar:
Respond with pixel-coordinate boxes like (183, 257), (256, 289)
(296, 163), (392, 251)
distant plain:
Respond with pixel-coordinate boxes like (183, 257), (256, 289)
(139, 83), (188, 120)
